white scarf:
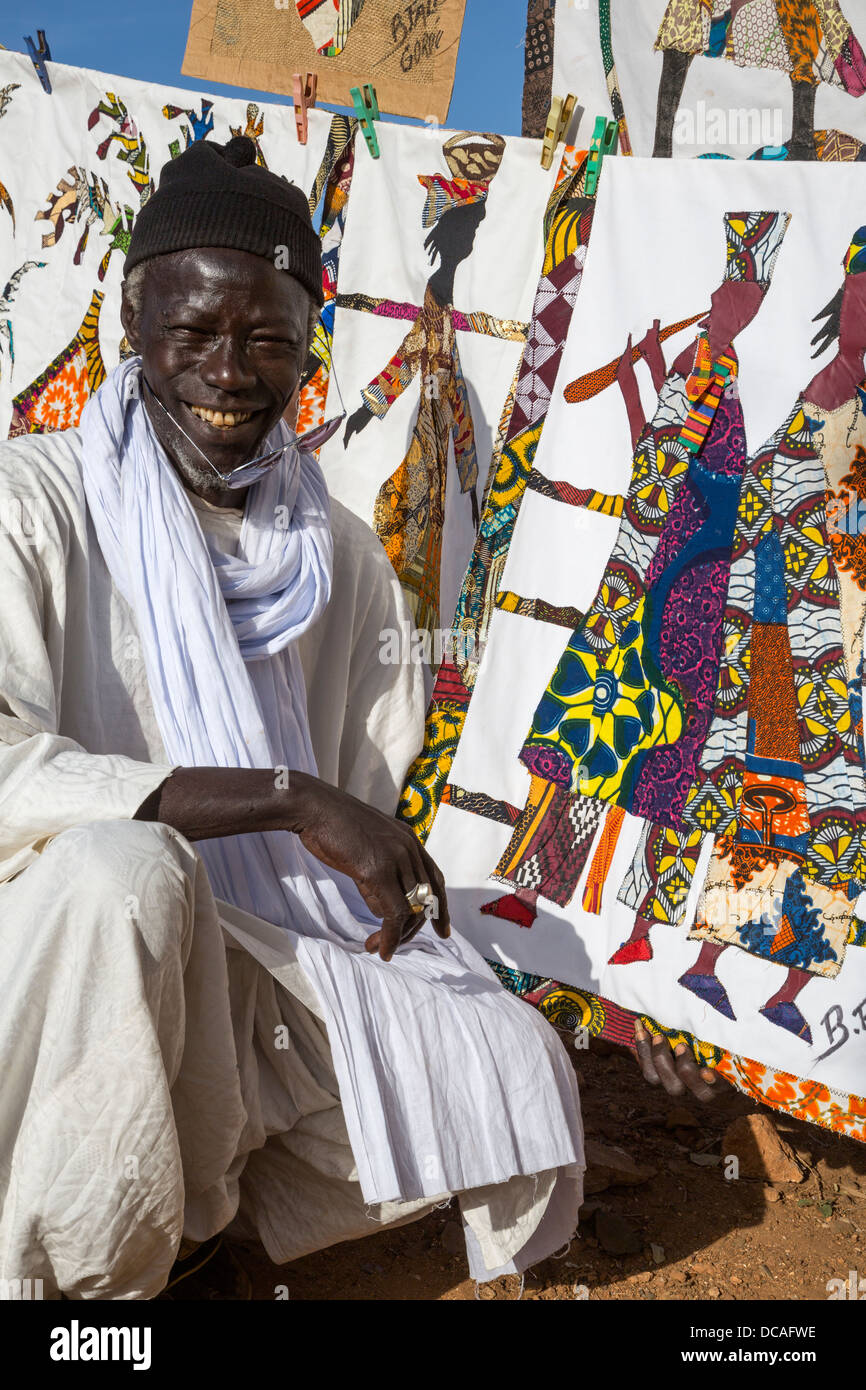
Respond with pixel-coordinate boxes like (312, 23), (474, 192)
(79, 359), (583, 1208)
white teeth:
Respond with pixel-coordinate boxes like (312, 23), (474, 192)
(189, 405), (252, 428)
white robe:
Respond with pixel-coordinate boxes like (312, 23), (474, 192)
(0, 428), (584, 1299)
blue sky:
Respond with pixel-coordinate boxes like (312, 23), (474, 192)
(2, 1), (527, 133)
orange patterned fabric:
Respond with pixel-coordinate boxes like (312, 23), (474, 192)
(748, 622), (800, 760)
(582, 804), (626, 913)
(716, 1052), (866, 1139)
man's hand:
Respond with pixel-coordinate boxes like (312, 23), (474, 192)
(290, 775), (451, 962)
(633, 1020), (721, 1102)
(135, 766), (450, 963)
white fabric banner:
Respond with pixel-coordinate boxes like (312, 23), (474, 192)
(0, 51), (332, 439)
(426, 154), (866, 1095)
(317, 121), (559, 643)
(553, 0), (866, 159)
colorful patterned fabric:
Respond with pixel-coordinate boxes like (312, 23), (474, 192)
(493, 590), (584, 628)
(488, 774), (605, 910)
(491, 964), (866, 1142)
(521, 0), (557, 138)
(363, 284), (479, 640)
(417, 174), (489, 229)
(723, 210), (792, 284)
(521, 326), (749, 829)
(678, 396), (866, 1001)
(10, 290), (105, 435)
(298, 117), (358, 441)
(844, 225), (866, 275)
(656, 0), (866, 90)
(618, 819), (704, 923)
(397, 147), (592, 836)
(295, 0), (366, 57)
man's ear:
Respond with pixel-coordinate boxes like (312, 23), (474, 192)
(120, 282), (142, 353)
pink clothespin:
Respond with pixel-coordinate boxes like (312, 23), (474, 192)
(293, 72), (317, 145)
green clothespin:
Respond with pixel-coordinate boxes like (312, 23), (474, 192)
(583, 116), (618, 198)
(351, 84), (380, 159)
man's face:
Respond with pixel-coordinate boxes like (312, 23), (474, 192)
(121, 247), (309, 497)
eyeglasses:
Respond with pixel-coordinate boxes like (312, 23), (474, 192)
(141, 365), (346, 490)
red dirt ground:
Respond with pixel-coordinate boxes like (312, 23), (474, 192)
(240, 1035), (866, 1301)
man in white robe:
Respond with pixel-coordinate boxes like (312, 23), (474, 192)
(0, 135), (585, 1300)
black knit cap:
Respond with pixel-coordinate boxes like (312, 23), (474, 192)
(125, 135), (323, 304)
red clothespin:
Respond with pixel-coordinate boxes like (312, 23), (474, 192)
(293, 72), (317, 145)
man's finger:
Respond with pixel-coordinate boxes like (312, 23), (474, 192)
(418, 843), (450, 938)
(370, 911), (407, 962)
(674, 1045), (719, 1102)
(399, 836), (449, 940)
(649, 1034), (686, 1096)
(634, 1021), (662, 1085)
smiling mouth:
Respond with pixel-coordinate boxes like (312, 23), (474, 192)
(187, 403), (259, 430)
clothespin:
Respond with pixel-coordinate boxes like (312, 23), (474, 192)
(292, 72), (317, 145)
(23, 30), (52, 94)
(541, 93), (576, 170)
(350, 83), (380, 159)
(583, 116), (618, 198)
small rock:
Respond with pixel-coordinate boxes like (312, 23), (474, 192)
(730, 1274), (742, 1285)
(583, 1170), (612, 1195)
(707, 1286), (721, 1297)
(650, 1242), (665, 1265)
(595, 1210), (642, 1255)
(765, 1186), (782, 1203)
(440, 1221), (464, 1256)
(669, 1269), (688, 1283)
(579, 1198), (607, 1219)
(584, 1139), (657, 1189)
(627, 1270), (653, 1285)
(665, 1105), (699, 1130)
(722, 1114), (804, 1184)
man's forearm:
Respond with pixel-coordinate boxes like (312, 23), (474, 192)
(134, 766), (313, 841)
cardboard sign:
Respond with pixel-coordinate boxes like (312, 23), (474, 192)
(183, 0), (468, 125)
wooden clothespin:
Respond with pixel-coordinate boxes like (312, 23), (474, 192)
(541, 93), (576, 170)
(293, 72), (317, 145)
(24, 30), (52, 94)
(350, 84), (380, 159)
(583, 116), (618, 197)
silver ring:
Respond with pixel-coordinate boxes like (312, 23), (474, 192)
(406, 882), (434, 913)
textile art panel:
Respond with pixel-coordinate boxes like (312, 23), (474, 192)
(317, 121), (560, 648)
(183, 0), (467, 125)
(551, 0), (866, 160)
(0, 52), (346, 441)
(413, 155), (866, 1139)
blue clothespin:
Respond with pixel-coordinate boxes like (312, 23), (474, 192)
(350, 84), (380, 159)
(583, 115), (618, 198)
(24, 30), (52, 94)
